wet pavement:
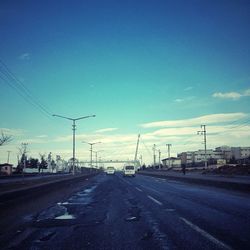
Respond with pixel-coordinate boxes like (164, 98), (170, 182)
(2, 172), (250, 249)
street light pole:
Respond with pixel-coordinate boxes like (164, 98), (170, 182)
(82, 141), (101, 168)
(21, 143), (28, 183)
(53, 114), (95, 175)
(152, 144), (156, 168)
(166, 144), (172, 168)
(93, 150), (104, 168)
(7, 150), (11, 164)
(158, 149), (161, 169)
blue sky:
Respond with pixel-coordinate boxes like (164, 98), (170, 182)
(0, 0), (250, 165)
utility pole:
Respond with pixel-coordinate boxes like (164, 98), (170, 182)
(140, 155), (143, 167)
(158, 150), (161, 169)
(152, 144), (156, 168)
(22, 143), (28, 171)
(21, 143), (28, 183)
(53, 114), (95, 175)
(99, 157), (102, 169)
(95, 151), (98, 168)
(7, 151), (11, 163)
(90, 144), (93, 168)
(134, 134), (140, 166)
(166, 144), (171, 168)
(197, 125), (207, 168)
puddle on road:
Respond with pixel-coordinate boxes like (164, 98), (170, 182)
(64, 185), (97, 205)
(125, 216), (138, 222)
(84, 185), (97, 193)
(68, 196), (92, 205)
(38, 231), (56, 241)
(55, 213), (75, 220)
(57, 202), (69, 205)
(165, 208), (175, 212)
(35, 184), (98, 227)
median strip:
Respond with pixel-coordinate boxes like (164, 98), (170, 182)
(138, 171), (250, 193)
(0, 173), (98, 204)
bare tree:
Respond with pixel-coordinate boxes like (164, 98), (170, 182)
(39, 153), (48, 173)
(0, 131), (12, 146)
(16, 143), (28, 173)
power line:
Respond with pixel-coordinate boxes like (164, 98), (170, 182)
(0, 60), (52, 116)
(0, 73), (51, 118)
(221, 114), (250, 127)
(0, 59), (53, 118)
(141, 139), (152, 156)
(211, 117), (250, 136)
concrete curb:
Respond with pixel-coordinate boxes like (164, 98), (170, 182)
(138, 172), (250, 193)
(0, 173), (98, 203)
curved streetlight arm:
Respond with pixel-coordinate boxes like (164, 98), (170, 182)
(53, 114), (73, 120)
(82, 141), (91, 145)
(53, 114), (96, 121)
(75, 115), (95, 121)
(82, 141), (102, 146)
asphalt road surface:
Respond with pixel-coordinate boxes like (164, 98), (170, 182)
(2, 172), (250, 250)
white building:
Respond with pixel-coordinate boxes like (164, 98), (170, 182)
(215, 146), (232, 162)
(178, 151), (194, 165)
(162, 157), (181, 169)
(0, 163), (13, 175)
(178, 149), (223, 165)
(194, 149), (223, 163)
(231, 147), (250, 160)
(178, 146), (250, 165)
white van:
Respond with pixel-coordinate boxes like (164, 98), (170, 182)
(123, 165), (135, 177)
(106, 166), (115, 175)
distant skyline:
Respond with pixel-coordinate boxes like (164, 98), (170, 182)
(0, 0), (250, 165)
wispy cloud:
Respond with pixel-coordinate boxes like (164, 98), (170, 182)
(0, 127), (24, 136)
(95, 128), (118, 133)
(212, 88), (250, 100)
(139, 113), (248, 128)
(36, 135), (48, 138)
(174, 96), (195, 103)
(174, 98), (184, 103)
(2, 119), (250, 166)
(19, 53), (31, 60)
(184, 86), (193, 91)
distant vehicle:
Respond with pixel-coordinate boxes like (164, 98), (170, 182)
(106, 166), (115, 175)
(123, 165), (135, 177)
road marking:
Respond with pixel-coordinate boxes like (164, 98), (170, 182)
(147, 195), (163, 206)
(180, 217), (232, 250)
(141, 185), (162, 195)
(119, 176), (132, 186)
(154, 177), (165, 182)
(135, 187), (142, 192)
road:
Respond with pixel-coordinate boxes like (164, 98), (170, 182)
(1, 172), (250, 250)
